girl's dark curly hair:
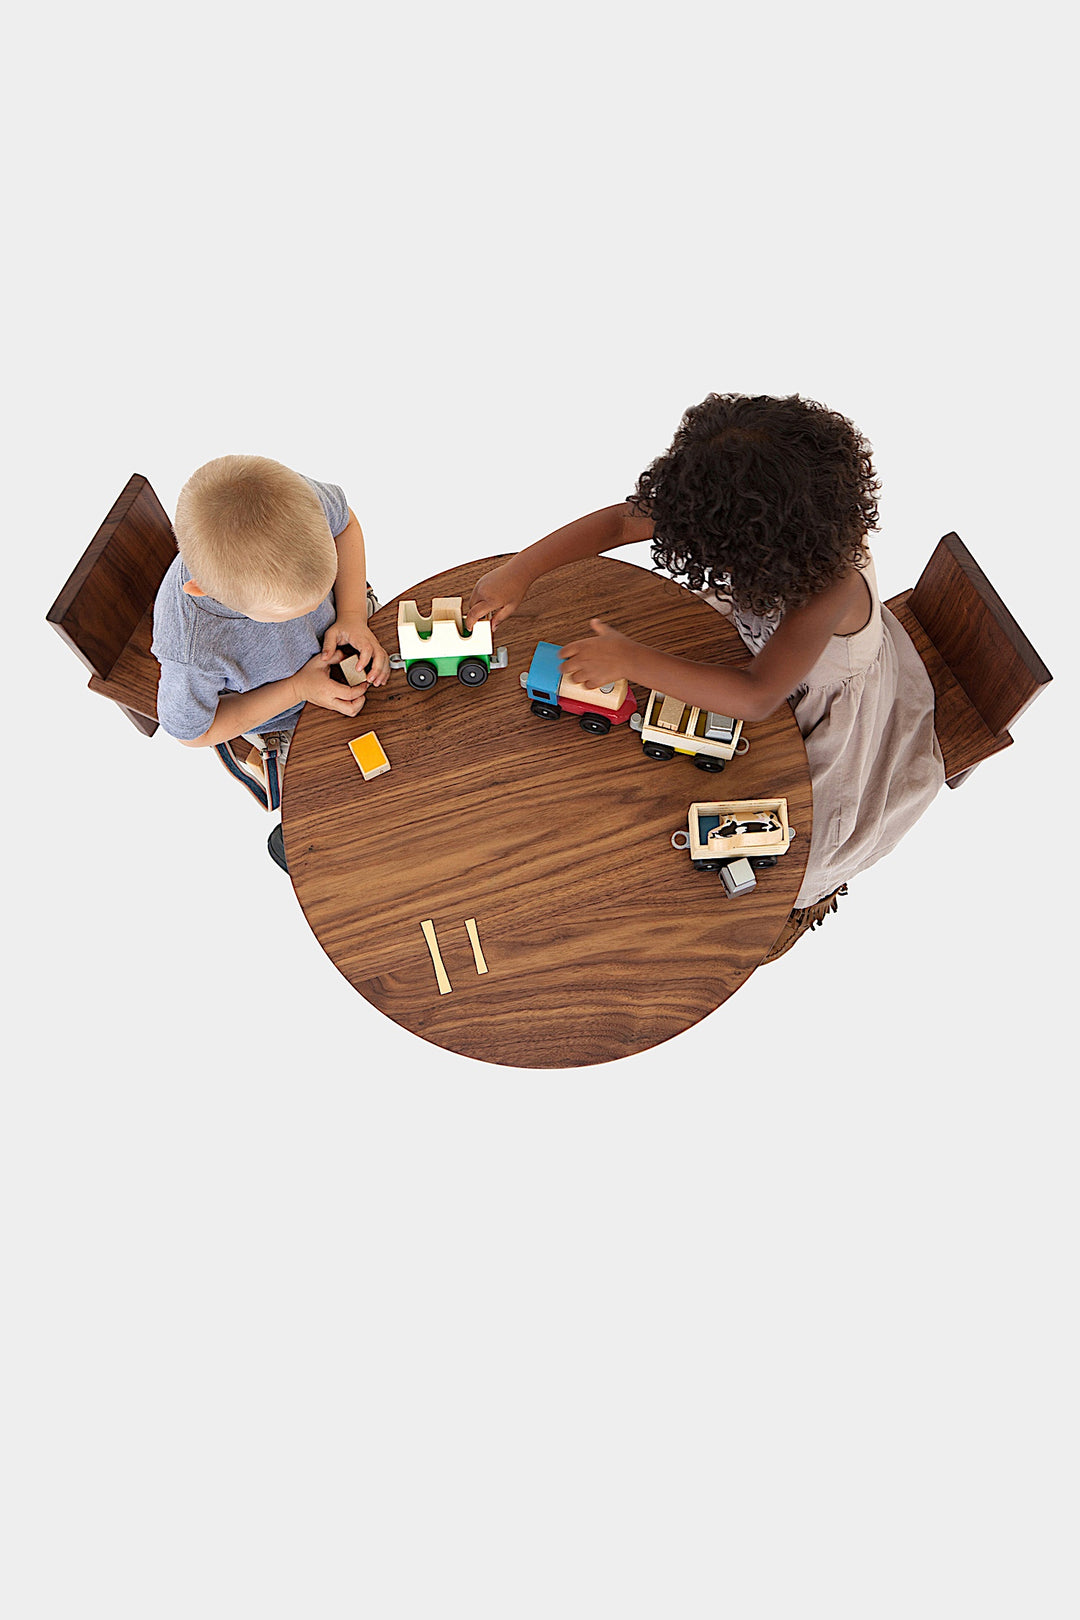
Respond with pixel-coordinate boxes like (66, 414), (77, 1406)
(631, 393), (881, 618)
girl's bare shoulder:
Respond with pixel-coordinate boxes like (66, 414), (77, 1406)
(829, 565), (873, 636)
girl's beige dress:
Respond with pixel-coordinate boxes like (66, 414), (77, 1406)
(709, 553), (945, 909)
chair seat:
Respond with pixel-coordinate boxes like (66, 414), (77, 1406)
(886, 588), (1012, 783)
(86, 600), (159, 725)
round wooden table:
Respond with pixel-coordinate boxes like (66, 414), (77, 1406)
(284, 555), (812, 1068)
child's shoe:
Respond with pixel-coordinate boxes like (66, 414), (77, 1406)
(267, 822), (289, 872)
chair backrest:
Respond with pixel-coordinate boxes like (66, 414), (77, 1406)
(47, 475), (176, 735)
(908, 533), (1050, 735)
(886, 533), (1052, 787)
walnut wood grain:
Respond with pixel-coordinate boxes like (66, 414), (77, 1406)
(47, 474), (176, 679)
(284, 555), (813, 1069)
(886, 532), (1052, 789)
(86, 602), (160, 722)
(49, 474), (176, 737)
(885, 590), (1013, 784)
(906, 533), (1051, 736)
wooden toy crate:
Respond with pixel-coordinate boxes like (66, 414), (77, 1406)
(687, 798), (793, 861)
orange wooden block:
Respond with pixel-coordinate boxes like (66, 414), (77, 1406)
(348, 731), (391, 780)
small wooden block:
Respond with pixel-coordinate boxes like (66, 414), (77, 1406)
(656, 693), (685, 731)
(339, 653), (368, 687)
(420, 919), (452, 994)
(704, 712), (736, 743)
(720, 857), (757, 897)
(430, 596), (464, 625)
(348, 731), (391, 780)
(464, 918), (488, 975)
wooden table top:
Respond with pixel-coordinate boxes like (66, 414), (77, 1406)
(284, 554), (812, 1068)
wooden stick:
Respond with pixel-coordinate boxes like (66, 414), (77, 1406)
(464, 918), (488, 975)
(420, 919), (452, 994)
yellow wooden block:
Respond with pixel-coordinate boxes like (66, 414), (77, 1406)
(348, 731), (391, 780)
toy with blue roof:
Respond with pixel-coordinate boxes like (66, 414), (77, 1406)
(520, 641), (638, 734)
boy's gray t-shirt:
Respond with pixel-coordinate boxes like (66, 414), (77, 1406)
(152, 477), (349, 740)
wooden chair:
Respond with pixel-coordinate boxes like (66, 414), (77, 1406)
(47, 474), (176, 736)
(885, 532), (1051, 788)
(48, 475), (318, 817)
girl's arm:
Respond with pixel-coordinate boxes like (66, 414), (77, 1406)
(560, 575), (859, 723)
(466, 503), (654, 629)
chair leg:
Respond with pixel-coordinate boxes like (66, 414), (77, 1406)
(119, 704), (158, 737)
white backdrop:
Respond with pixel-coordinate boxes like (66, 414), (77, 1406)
(4, 3), (1076, 1616)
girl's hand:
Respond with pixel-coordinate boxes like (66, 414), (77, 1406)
(321, 620), (391, 687)
(559, 619), (640, 688)
(466, 561), (530, 630)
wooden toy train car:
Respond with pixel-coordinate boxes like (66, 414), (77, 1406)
(389, 598), (509, 690)
(630, 690), (747, 772)
(520, 641), (638, 734)
(672, 799), (796, 893)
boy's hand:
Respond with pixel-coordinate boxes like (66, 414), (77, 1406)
(321, 620), (391, 688)
(466, 561), (530, 630)
(292, 652), (371, 716)
(559, 619), (640, 688)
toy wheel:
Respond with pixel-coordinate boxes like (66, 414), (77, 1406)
(406, 662), (438, 690)
(693, 859), (724, 872)
(693, 753), (725, 772)
(457, 658), (488, 686)
(750, 855), (778, 869)
(578, 712), (611, 735)
(642, 742), (675, 761)
(530, 700), (561, 719)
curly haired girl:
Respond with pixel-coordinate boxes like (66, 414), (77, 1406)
(467, 393), (944, 959)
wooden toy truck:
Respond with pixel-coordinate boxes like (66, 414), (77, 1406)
(389, 597), (509, 690)
(629, 690), (747, 772)
(520, 641), (638, 734)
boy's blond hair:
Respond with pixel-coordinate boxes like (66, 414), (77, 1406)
(175, 455), (339, 615)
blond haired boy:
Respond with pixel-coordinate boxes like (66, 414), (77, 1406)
(152, 457), (389, 833)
